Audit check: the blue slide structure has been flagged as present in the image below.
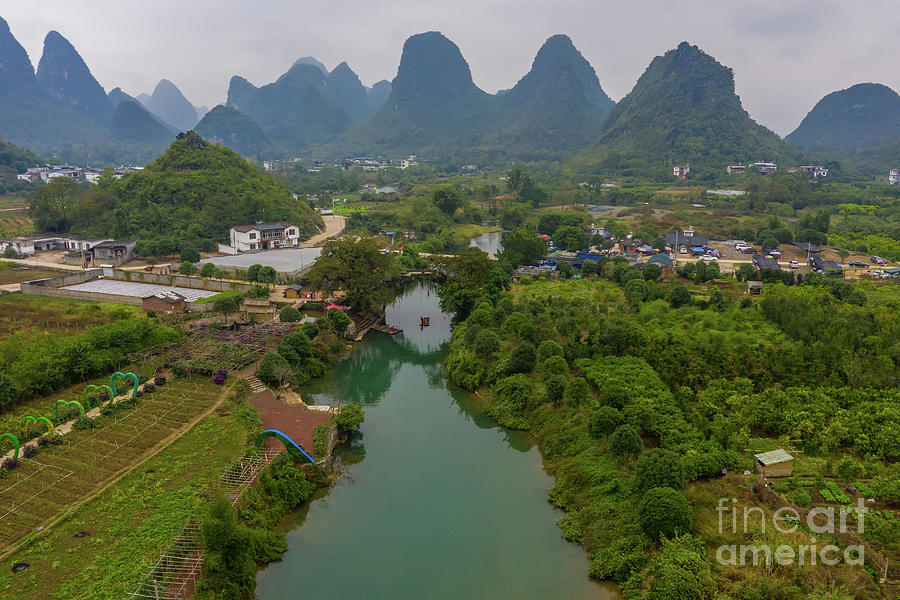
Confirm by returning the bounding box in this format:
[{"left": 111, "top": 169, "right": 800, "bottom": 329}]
[{"left": 256, "top": 429, "right": 316, "bottom": 463}]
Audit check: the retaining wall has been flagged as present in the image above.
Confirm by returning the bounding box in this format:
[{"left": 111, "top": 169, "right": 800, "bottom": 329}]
[{"left": 110, "top": 270, "right": 255, "bottom": 293}]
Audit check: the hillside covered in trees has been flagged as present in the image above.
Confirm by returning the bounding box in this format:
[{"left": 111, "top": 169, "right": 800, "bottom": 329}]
[{"left": 28, "top": 132, "right": 322, "bottom": 248}]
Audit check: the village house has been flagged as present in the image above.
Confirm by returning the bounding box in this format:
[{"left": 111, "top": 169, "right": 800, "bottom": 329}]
[
  {"left": 229, "top": 222, "right": 301, "bottom": 252},
  {"left": 0, "top": 238, "right": 35, "bottom": 257},
  {"left": 91, "top": 241, "right": 136, "bottom": 265},
  {"left": 642, "top": 252, "right": 674, "bottom": 277},
  {"left": 798, "top": 165, "right": 828, "bottom": 178},
  {"left": 890, "top": 168, "right": 900, "bottom": 185},
  {"left": 240, "top": 298, "right": 277, "bottom": 321},
  {"left": 142, "top": 291, "right": 186, "bottom": 313},
  {"left": 664, "top": 226, "right": 708, "bottom": 254},
  {"left": 751, "top": 162, "right": 778, "bottom": 174},
  {"left": 747, "top": 280, "right": 764, "bottom": 295},
  {"left": 810, "top": 256, "right": 844, "bottom": 277},
  {"left": 754, "top": 449, "right": 794, "bottom": 477},
  {"left": 726, "top": 164, "right": 746, "bottom": 174},
  {"left": 673, "top": 165, "right": 690, "bottom": 180}
]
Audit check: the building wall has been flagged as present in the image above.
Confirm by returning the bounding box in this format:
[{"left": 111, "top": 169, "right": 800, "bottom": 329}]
[
  {"left": 142, "top": 297, "right": 185, "bottom": 313},
  {"left": 109, "top": 270, "right": 255, "bottom": 293},
  {"left": 756, "top": 460, "right": 793, "bottom": 477}
]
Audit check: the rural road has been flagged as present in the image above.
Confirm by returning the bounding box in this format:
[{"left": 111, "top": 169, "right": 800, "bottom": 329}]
[{"left": 299, "top": 214, "right": 346, "bottom": 248}]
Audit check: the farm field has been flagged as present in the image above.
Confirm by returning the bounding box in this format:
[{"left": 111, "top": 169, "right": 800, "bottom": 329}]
[
  {"left": 0, "top": 376, "right": 228, "bottom": 551},
  {"left": 0, "top": 293, "right": 140, "bottom": 341},
  {"left": 0, "top": 212, "right": 32, "bottom": 237},
  {"left": 0, "top": 383, "right": 254, "bottom": 600}
]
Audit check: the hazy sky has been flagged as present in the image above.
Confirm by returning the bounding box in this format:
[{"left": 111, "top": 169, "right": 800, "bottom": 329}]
[{"left": 4, "top": 0, "right": 898, "bottom": 134}]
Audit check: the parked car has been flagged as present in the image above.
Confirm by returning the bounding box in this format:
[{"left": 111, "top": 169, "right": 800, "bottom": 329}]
[
  {"left": 871, "top": 256, "right": 887, "bottom": 265},
  {"left": 735, "top": 243, "right": 750, "bottom": 251},
  {"left": 699, "top": 254, "right": 718, "bottom": 262},
  {"left": 679, "top": 246, "right": 687, "bottom": 254},
  {"left": 788, "top": 260, "right": 799, "bottom": 269},
  {"left": 741, "top": 246, "right": 756, "bottom": 254},
  {"left": 848, "top": 260, "right": 869, "bottom": 268}
]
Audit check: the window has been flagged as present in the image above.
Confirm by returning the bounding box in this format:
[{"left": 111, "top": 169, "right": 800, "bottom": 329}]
[
  {"left": 288, "top": 229, "right": 296, "bottom": 236},
  {"left": 250, "top": 243, "right": 257, "bottom": 249},
  {"left": 249, "top": 232, "right": 257, "bottom": 240}
]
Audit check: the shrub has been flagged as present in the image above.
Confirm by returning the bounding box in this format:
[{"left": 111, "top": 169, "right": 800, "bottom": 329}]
[
  {"left": 22, "top": 444, "right": 36, "bottom": 458},
  {"left": 279, "top": 306, "right": 302, "bottom": 323},
  {"left": 335, "top": 403, "right": 364, "bottom": 432},
  {"left": 670, "top": 286, "right": 692, "bottom": 308},
  {"left": 786, "top": 488, "right": 812, "bottom": 507},
  {"left": 634, "top": 449, "right": 686, "bottom": 494},
  {"left": 541, "top": 355, "right": 568, "bottom": 376},
  {"left": 588, "top": 406, "right": 625, "bottom": 439},
  {"left": 180, "top": 246, "right": 201, "bottom": 263},
  {"left": 638, "top": 487, "right": 693, "bottom": 540},
  {"left": 643, "top": 534, "right": 715, "bottom": 600},
  {"left": 608, "top": 424, "right": 643, "bottom": 458},
  {"left": 326, "top": 308, "right": 351, "bottom": 333},
  {"left": 835, "top": 458, "right": 864, "bottom": 482},
  {"left": 214, "top": 370, "right": 228, "bottom": 385},
  {"left": 1, "top": 457, "right": 20, "bottom": 470},
  {"left": 154, "top": 375, "right": 167, "bottom": 386},
  {"left": 143, "top": 382, "right": 156, "bottom": 394},
  {"left": 484, "top": 374, "right": 534, "bottom": 429}
]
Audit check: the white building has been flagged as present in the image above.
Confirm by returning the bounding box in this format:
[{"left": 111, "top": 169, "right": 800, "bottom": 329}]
[
  {"left": 229, "top": 222, "right": 301, "bottom": 252},
  {"left": 673, "top": 165, "right": 690, "bottom": 180},
  {"left": 726, "top": 164, "right": 746, "bottom": 174},
  {"left": 0, "top": 238, "right": 35, "bottom": 257},
  {"left": 890, "top": 169, "right": 900, "bottom": 185},
  {"left": 751, "top": 162, "right": 778, "bottom": 174}
]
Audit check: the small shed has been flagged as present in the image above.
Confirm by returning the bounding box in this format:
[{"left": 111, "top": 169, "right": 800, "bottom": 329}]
[
  {"left": 241, "top": 298, "right": 277, "bottom": 321},
  {"left": 754, "top": 449, "right": 794, "bottom": 477},
  {"left": 747, "top": 281, "right": 763, "bottom": 295},
  {"left": 142, "top": 292, "right": 186, "bottom": 313},
  {"left": 283, "top": 284, "right": 304, "bottom": 299}
]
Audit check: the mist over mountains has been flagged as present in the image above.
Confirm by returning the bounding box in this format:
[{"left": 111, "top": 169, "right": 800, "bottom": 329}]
[{"left": 1, "top": 14, "right": 900, "bottom": 174}]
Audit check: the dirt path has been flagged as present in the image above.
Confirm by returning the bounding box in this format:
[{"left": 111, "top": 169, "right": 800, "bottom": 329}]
[{"left": 250, "top": 388, "right": 334, "bottom": 452}]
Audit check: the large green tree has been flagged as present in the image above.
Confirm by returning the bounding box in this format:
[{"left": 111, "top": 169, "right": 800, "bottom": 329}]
[{"left": 307, "top": 237, "right": 398, "bottom": 315}]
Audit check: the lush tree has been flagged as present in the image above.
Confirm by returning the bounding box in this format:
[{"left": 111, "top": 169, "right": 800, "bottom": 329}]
[
  {"left": 178, "top": 261, "right": 196, "bottom": 275},
  {"left": 506, "top": 166, "right": 534, "bottom": 195},
  {"left": 563, "top": 377, "right": 591, "bottom": 407},
  {"left": 214, "top": 295, "right": 241, "bottom": 321},
  {"left": 200, "top": 262, "right": 217, "bottom": 278},
  {"left": 588, "top": 406, "right": 625, "bottom": 439},
  {"left": 431, "top": 184, "right": 466, "bottom": 216},
  {"left": 279, "top": 306, "right": 302, "bottom": 322},
  {"left": 519, "top": 184, "right": 548, "bottom": 208},
  {"left": 29, "top": 177, "right": 78, "bottom": 232},
  {"left": 609, "top": 424, "right": 643, "bottom": 458},
  {"left": 638, "top": 488, "right": 693, "bottom": 540},
  {"left": 257, "top": 352, "right": 293, "bottom": 387},
  {"left": 247, "top": 264, "right": 262, "bottom": 282},
  {"left": 670, "top": 286, "right": 692, "bottom": 308},
  {"left": 326, "top": 308, "right": 351, "bottom": 333},
  {"left": 537, "top": 340, "right": 564, "bottom": 361},
  {"left": 634, "top": 449, "right": 686, "bottom": 494},
  {"left": 180, "top": 245, "right": 200, "bottom": 263},
  {"left": 257, "top": 266, "right": 277, "bottom": 285},
  {"left": 509, "top": 343, "right": 537, "bottom": 374},
  {"left": 497, "top": 228, "right": 546, "bottom": 269},
  {"left": 307, "top": 237, "right": 399, "bottom": 315},
  {"left": 552, "top": 225, "right": 588, "bottom": 252},
  {"left": 643, "top": 263, "right": 662, "bottom": 280},
  {"left": 624, "top": 278, "right": 649, "bottom": 304},
  {"left": 545, "top": 375, "right": 567, "bottom": 405},
  {"left": 474, "top": 329, "right": 501, "bottom": 357},
  {"left": 335, "top": 403, "right": 364, "bottom": 432},
  {"left": 436, "top": 247, "right": 495, "bottom": 317},
  {"left": 277, "top": 331, "right": 312, "bottom": 367}
]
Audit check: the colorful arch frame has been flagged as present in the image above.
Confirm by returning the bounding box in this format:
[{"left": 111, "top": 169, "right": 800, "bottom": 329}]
[
  {"left": 110, "top": 372, "right": 140, "bottom": 399},
  {"left": 1, "top": 433, "right": 20, "bottom": 461},
  {"left": 20, "top": 416, "right": 54, "bottom": 438},
  {"left": 256, "top": 429, "right": 315, "bottom": 463},
  {"left": 54, "top": 400, "right": 86, "bottom": 421},
  {"left": 83, "top": 385, "right": 114, "bottom": 409}
]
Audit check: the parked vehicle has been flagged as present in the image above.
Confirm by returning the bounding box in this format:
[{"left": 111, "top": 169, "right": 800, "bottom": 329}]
[
  {"left": 679, "top": 246, "right": 687, "bottom": 254},
  {"left": 848, "top": 260, "right": 869, "bottom": 268},
  {"left": 789, "top": 260, "right": 799, "bottom": 269},
  {"left": 741, "top": 246, "right": 756, "bottom": 254},
  {"left": 699, "top": 254, "right": 718, "bottom": 262},
  {"left": 871, "top": 256, "right": 887, "bottom": 265}
]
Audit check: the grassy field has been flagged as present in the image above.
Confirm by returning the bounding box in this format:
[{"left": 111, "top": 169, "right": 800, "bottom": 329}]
[
  {"left": 0, "top": 293, "right": 141, "bottom": 341},
  {"left": 0, "top": 262, "right": 65, "bottom": 285},
  {"left": 450, "top": 222, "right": 502, "bottom": 244},
  {"left": 0, "top": 377, "right": 226, "bottom": 551},
  {"left": 0, "top": 382, "right": 254, "bottom": 600}
]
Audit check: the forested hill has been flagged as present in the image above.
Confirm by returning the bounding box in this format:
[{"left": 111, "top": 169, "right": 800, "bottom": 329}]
[
  {"left": 32, "top": 132, "right": 321, "bottom": 244},
  {"left": 786, "top": 83, "right": 900, "bottom": 157},
  {"left": 578, "top": 42, "right": 796, "bottom": 177}
]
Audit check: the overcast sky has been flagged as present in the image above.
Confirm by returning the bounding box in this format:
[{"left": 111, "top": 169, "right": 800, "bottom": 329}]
[{"left": 4, "top": 0, "right": 898, "bottom": 135}]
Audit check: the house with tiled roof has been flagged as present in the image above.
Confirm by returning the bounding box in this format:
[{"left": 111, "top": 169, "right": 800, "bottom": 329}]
[{"left": 229, "top": 222, "right": 301, "bottom": 252}]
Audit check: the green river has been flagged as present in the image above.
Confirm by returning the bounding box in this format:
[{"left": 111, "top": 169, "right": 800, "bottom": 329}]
[{"left": 255, "top": 284, "right": 621, "bottom": 599}]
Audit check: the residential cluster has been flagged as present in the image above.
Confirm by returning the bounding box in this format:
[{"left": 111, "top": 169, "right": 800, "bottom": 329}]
[
  {"left": 0, "top": 234, "right": 135, "bottom": 265},
  {"left": 306, "top": 155, "right": 417, "bottom": 173},
  {"left": 15, "top": 164, "right": 143, "bottom": 184}
]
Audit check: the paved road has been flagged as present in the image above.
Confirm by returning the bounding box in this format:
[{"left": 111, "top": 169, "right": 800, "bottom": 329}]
[
  {"left": 300, "top": 215, "right": 345, "bottom": 248},
  {"left": 0, "top": 257, "right": 83, "bottom": 271}
]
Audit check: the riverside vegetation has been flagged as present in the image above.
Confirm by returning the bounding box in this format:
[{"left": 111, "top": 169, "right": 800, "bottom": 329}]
[{"left": 442, "top": 249, "right": 899, "bottom": 600}]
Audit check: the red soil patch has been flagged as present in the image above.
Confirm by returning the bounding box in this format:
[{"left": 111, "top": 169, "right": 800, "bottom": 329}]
[{"left": 250, "top": 390, "right": 332, "bottom": 452}]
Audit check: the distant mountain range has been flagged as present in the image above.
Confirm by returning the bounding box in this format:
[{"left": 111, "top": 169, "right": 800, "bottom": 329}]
[{"left": 2, "top": 14, "right": 900, "bottom": 174}]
